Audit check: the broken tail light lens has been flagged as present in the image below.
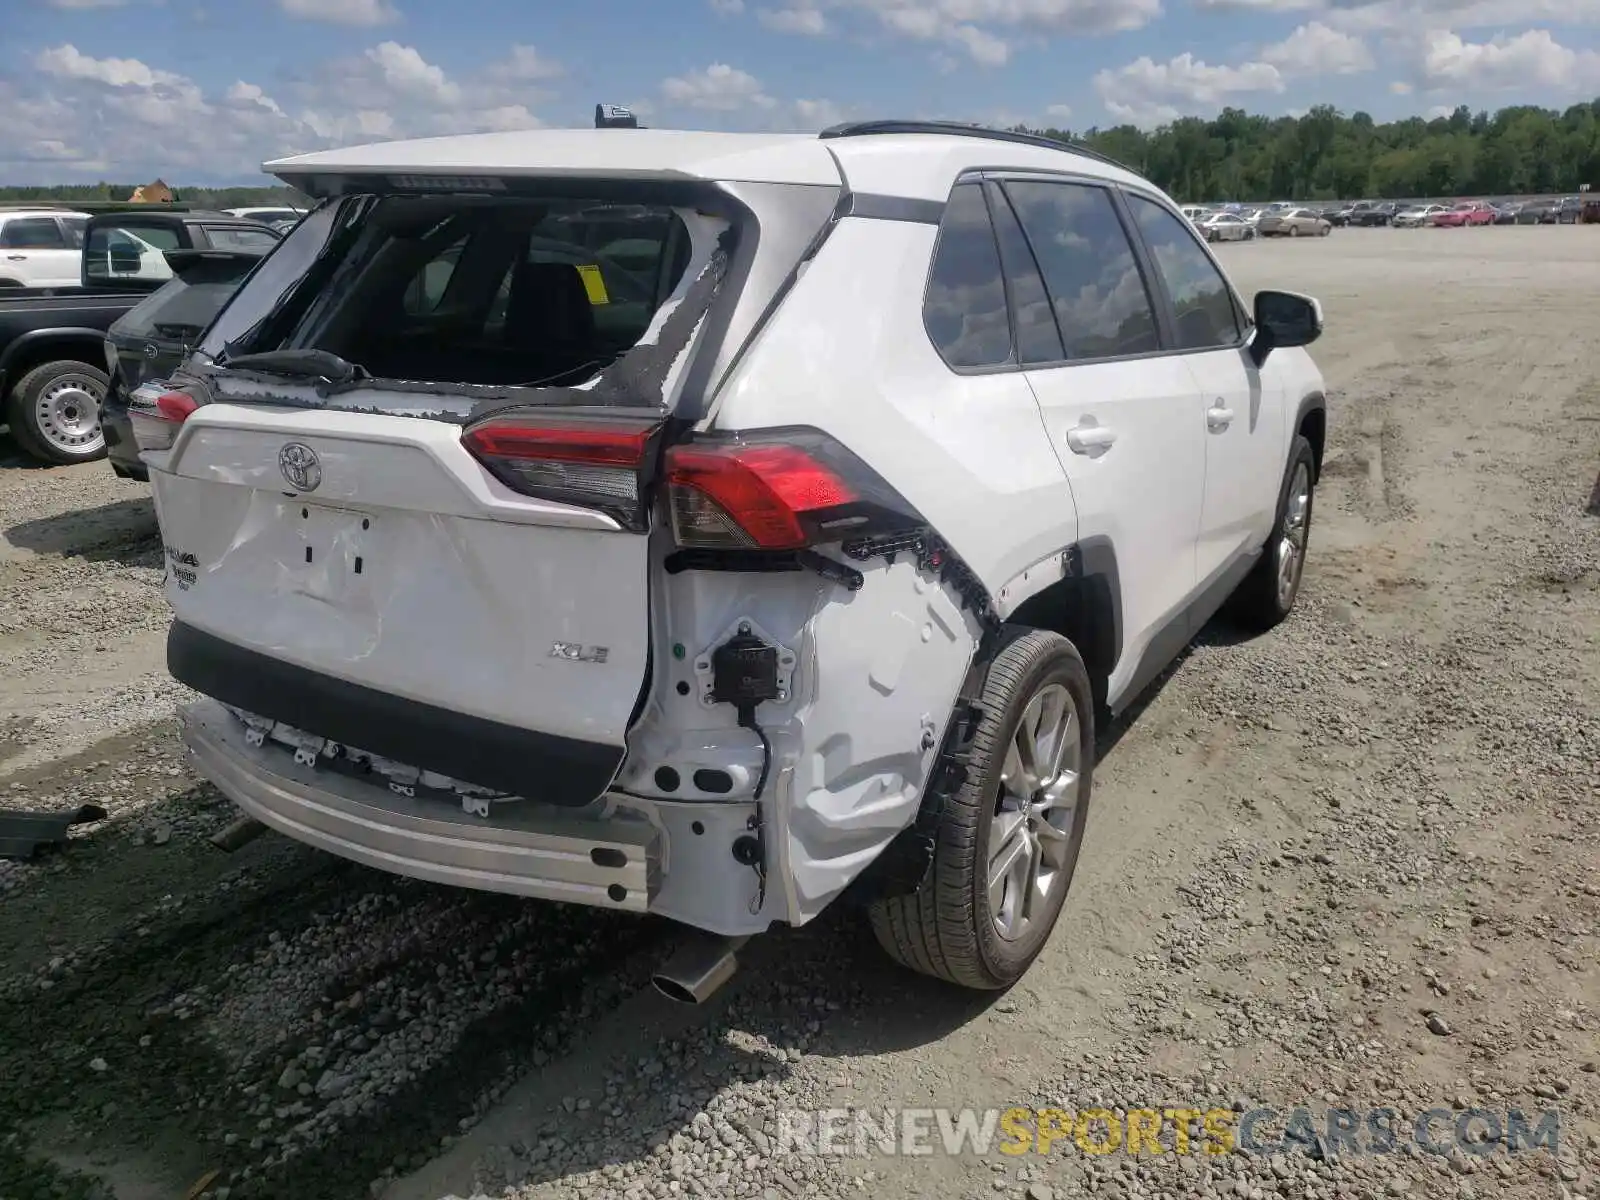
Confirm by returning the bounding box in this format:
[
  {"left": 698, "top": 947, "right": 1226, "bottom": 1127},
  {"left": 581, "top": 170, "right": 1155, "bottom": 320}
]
[
  {"left": 129, "top": 389, "right": 198, "bottom": 453},
  {"left": 461, "top": 412, "right": 664, "bottom": 531},
  {"left": 665, "top": 429, "right": 923, "bottom": 551}
]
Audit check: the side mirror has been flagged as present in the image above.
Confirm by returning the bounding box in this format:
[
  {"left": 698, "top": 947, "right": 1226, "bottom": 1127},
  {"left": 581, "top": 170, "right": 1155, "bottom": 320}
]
[{"left": 1248, "top": 289, "right": 1323, "bottom": 367}]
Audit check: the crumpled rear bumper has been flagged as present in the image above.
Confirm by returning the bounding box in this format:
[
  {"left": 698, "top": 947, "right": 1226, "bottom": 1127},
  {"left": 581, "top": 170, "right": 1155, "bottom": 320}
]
[{"left": 179, "top": 698, "right": 660, "bottom": 910}]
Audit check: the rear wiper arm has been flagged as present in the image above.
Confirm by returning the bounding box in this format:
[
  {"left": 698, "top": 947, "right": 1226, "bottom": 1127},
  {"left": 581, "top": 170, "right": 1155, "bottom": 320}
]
[{"left": 214, "top": 348, "right": 367, "bottom": 385}]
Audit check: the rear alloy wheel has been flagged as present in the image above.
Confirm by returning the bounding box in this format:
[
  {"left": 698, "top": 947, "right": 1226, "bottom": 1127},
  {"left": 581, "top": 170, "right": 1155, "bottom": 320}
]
[
  {"left": 6, "top": 360, "right": 108, "bottom": 465},
  {"left": 869, "top": 629, "right": 1094, "bottom": 991},
  {"left": 1290, "top": 224, "right": 1301, "bottom": 238}
]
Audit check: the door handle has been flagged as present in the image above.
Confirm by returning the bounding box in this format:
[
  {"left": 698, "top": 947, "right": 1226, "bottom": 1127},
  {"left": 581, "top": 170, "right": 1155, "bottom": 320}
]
[
  {"left": 5, "top": 255, "right": 25, "bottom": 261},
  {"left": 1206, "top": 405, "right": 1235, "bottom": 431},
  {"left": 1065, "top": 424, "right": 1117, "bottom": 454}
]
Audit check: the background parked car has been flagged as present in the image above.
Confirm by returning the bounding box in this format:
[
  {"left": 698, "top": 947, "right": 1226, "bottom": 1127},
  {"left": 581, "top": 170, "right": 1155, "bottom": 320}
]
[
  {"left": 1199, "top": 211, "right": 1254, "bottom": 242},
  {"left": 1257, "top": 207, "right": 1331, "bottom": 237},
  {"left": 1493, "top": 202, "right": 1521, "bottom": 224},
  {"left": 101, "top": 246, "right": 276, "bottom": 480},
  {"left": 1516, "top": 200, "right": 1557, "bottom": 224},
  {"left": 1434, "top": 202, "right": 1495, "bottom": 227},
  {"left": 1349, "top": 202, "right": 1398, "bottom": 226},
  {"left": 0, "top": 209, "right": 283, "bottom": 464},
  {"left": 1558, "top": 196, "right": 1582, "bottom": 224},
  {"left": 1393, "top": 204, "right": 1446, "bottom": 228},
  {"left": 0, "top": 209, "right": 91, "bottom": 289}
]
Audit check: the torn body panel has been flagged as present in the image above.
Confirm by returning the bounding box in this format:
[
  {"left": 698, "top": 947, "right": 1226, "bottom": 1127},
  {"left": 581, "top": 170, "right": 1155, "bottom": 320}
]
[{"left": 621, "top": 529, "right": 979, "bottom": 931}]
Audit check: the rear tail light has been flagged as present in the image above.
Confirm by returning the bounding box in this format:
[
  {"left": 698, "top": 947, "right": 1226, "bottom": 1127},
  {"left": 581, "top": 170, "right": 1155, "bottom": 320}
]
[
  {"left": 461, "top": 411, "right": 663, "bottom": 530},
  {"left": 665, "top": 431, "right": 922, "bottom": 551},
  {"left": 129, "top": 390, "right": 198, "bottom": 453}
]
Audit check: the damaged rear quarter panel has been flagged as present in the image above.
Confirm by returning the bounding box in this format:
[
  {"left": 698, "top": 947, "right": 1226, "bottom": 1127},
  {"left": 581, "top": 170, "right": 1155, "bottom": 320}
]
[{"left": 623, "top": 534, "right": 980, "bottom": 930}]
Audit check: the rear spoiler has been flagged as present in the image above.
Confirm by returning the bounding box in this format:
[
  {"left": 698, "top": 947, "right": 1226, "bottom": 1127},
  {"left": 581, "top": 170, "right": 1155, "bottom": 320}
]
[{"left": 161, "top": 248, "right": 268, "bottom": 275}]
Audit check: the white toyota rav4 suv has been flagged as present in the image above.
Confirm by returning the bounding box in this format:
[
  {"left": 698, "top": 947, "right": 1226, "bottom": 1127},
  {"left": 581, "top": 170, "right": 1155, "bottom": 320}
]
[{"left": 142, "top": 120, "right": 1326, "bottom": 1000}]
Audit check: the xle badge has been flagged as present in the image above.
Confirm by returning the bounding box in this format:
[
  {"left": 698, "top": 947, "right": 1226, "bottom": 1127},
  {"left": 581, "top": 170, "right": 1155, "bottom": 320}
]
[{"left": 550, "top": 642, "right": 609, "bottom": 664}]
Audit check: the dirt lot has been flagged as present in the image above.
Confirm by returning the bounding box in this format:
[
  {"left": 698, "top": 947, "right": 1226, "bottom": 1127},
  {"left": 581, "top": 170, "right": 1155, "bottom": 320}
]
[{"left": 1, "top": 225, "right": 1597, "bottom": 1200}]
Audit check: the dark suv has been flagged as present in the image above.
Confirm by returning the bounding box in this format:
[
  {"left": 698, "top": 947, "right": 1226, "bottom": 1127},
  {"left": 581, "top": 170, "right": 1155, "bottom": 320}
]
[{"left": 101, "top": 248, "right": 272, "bottom": 479}]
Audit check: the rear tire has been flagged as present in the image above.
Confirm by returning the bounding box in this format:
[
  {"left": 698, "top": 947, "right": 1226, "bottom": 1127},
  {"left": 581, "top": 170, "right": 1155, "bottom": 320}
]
[
  {"left": 5, "top": 360, "right": 108, "bottom": 465},
  {"left": 869, "top": 629, "right": 1094, "bottom": 991},
  {"left": 1228, "top": 435, "right": 1316, "bottom": 632}
]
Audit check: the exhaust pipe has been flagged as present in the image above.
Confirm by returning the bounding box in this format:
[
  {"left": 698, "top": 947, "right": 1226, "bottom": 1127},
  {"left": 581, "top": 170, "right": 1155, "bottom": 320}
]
[
  {"left": 210, "top": 814, "right": 267, "bottom": 853},
  {"left": 651, "top": 932, "right": 750, "bottom": 1004}
]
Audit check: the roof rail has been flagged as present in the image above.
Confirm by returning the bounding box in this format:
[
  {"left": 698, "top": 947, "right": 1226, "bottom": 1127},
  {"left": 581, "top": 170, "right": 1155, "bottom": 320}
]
[{"left": 817, "top": 119, "right": 1133, "bottom": 173}]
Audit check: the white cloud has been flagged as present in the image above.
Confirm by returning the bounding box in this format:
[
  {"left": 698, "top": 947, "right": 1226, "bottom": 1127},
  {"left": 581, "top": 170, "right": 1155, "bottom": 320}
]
[
  {"left": 3, "top": 41, "right": 561, "bottom": 183},
  {"left": 47, "top": 0, "right": 129, "bottom": 8},
  {"left": 1197, "top": 0, "right": 1600, "bottom": 34},
  {"left": 1094, "top": 52, "right": 1284, "bottom": 125},
  {"left": 720, "top": 0, "right": 1163, "bottom": 64},
  {"left": 1390, "top": 80, "right": 1414, "bottom": 93},
  {"left": 1260, "top": 21, "right": 1374, "bottom": 74},
  {"left": 951, "top": 23, "right": 1012, "bottom": 64},
  {"left": 793, "top": 97, "right": 850, "bottom": 127},
  {"left": 661, "top": 63, "right": 778, "bottom": 110},
  {"left": 277, "top": 0, "right": 400, "bottom": 25},
  {"left": 1417, "top": 27, "right": 1600, "bottom": 91},
  {"left": 758, "top": 5, "right": 829, "bottom": 32},
  {"left": 1046, "top": 102, "right": 1073, "bottom": 120},
  {"left": 362, "top": 41, "right": 461, "bottom": 104},
  {"left": 490, "top": 44, "right": 565, "bottom": 81},
  {"left": 37, "top": 44, "right": 186, "bottom": 90}
]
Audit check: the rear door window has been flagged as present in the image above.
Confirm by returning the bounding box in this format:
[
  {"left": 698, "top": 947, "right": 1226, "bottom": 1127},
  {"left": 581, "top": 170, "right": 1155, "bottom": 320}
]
[
  {"left": 0, "top": 218, "right": 68, "bottom": 249},
  {"left": 1002, "top": 179, "right": 1160, "bottom": 360}
]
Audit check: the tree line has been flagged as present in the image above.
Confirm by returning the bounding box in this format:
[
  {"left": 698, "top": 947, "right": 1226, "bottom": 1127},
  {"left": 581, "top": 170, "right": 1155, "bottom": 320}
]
[
  {"left": 7, "top": 98, "right": 1600, "bottom": 206},
  {"left": 1021, "top": 100, "right": 1600, "bottom": 203},
  {"left": 0, "top": 182, "right": 309, "bottom": 208}
]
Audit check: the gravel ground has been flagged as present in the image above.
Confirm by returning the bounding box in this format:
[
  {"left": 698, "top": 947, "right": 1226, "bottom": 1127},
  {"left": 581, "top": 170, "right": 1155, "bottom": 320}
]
[{"left": 1, "top": 225, "right": 1596, "bottom": 1200}]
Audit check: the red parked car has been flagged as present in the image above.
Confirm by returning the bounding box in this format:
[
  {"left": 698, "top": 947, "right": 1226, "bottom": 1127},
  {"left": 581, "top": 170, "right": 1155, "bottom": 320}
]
[{"left": 1434, "top": 202, "right": 1495, "bottom": 227}]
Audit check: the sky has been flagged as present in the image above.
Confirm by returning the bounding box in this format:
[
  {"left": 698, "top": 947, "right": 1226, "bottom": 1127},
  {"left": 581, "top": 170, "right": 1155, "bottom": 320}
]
[{"left": 4, "top": 0, "right": 1600, "bottom": 185}]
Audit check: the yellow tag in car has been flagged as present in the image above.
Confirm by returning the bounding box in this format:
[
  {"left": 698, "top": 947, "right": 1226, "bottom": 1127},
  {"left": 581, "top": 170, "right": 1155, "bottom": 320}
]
[{"left": 575, "top": 264, "right": 609, "bottom": 305}]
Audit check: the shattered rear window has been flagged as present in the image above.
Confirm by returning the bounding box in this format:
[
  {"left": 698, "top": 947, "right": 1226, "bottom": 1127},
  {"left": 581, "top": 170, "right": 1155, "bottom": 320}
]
[{"left": 275, "top": 196, "right": 708, "bottom": 392}]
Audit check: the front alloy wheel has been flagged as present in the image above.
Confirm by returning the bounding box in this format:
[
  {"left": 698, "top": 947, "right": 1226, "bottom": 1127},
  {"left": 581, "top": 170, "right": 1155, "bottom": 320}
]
[
  {"left": 1228, "top": 434, "right": 1317, "bottom": 632},
  {"left": 1275, "top": 459, "right": 1312, "bottom": 611}
]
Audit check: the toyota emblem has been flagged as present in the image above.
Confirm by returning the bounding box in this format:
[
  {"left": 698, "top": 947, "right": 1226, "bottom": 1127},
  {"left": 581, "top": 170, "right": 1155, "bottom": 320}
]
[{"left": 278, "top": 442, "right": 322, "bottom": 492}]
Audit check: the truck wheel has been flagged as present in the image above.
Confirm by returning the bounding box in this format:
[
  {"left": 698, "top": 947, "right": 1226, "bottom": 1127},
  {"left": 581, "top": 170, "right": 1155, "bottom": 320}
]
[
  {"left": 5, "top": 360, "right": 108, "bottom": 465},
  {"left": 1228, "top": 435, "right": 1316, "bottom": 632},
  {"left": 869, "top": 629, "right": 1094, "bottom": 991}
]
